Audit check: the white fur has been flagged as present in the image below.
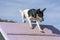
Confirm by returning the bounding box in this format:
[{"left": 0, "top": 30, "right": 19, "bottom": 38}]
[{"left": 19, "top": 9, "right": 32, "bottom": 27}]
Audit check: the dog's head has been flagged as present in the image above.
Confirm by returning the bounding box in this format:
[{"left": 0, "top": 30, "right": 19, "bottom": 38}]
[{"left": 36, "top": 8, "right": 46, "bottom": 22}]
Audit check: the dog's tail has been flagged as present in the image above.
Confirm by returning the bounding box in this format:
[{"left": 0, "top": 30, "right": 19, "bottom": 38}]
[
  {"left": 19, "top": 10, "right": 23, "bottom": 14},
  {"left": 19, "top": 9, "right": 25, "bottom": 17},
  {"left": 19, "top": 9, "right": 26, "bottom": 19}
]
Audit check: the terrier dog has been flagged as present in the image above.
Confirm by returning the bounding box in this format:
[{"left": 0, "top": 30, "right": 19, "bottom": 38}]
[{"left": 19, "top": 8, "right": 46, "bottom": 33}]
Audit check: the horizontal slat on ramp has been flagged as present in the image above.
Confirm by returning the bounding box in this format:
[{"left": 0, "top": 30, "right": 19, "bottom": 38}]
[
  {"left": 7, "top": 33, "right": 60, "bottom": 37},
  {"left": 8, "top": 35, "right": 60, "bottom": 40}
]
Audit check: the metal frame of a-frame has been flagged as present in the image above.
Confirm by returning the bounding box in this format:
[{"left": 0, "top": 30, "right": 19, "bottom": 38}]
[{"left": 0, "top": 25, "right": 9, "bottom": 40}]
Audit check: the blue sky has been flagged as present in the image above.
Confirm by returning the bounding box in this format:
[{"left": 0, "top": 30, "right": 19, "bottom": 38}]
[{"left": 0, "top": 0, "right": 60, "bottom": 30}]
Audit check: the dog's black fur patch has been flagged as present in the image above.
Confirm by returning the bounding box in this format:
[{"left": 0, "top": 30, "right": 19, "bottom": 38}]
[{"left": 28, "top": 9, "right": 36, "bottom": 18}]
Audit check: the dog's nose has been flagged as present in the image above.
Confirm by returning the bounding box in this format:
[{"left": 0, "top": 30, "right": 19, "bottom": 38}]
[
  {"left": 39, "top": 18, "right": 44, "bottom": 22},
  {"left": 42, "top": 18, "right": 44, "bottom": 21}
]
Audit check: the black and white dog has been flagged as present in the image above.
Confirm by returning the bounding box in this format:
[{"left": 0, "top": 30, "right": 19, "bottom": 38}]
[{"left": 19, "top": 8, "right": 46, "bottom": 33}]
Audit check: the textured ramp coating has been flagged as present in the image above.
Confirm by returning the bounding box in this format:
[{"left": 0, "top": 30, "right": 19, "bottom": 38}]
[{"left": 0, "top": 22, "right": 60, "bottom": 40}]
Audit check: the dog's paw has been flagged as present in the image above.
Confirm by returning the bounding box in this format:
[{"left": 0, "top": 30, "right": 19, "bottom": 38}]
[
  {"left": 24, "top": 21, "right": 26, "bottom": 23},
  {"left": 40, "top": 31, "right": 45, "bottom": 33}
]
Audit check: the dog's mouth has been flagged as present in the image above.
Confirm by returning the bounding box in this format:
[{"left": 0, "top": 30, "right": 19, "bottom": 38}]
[{"left": 29, "top": 16, "right": 44, "bottom": 22}]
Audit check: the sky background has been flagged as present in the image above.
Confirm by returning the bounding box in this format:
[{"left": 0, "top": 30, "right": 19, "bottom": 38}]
[{"left": 0, "top": 0, "right": 60, "bottom": 30}]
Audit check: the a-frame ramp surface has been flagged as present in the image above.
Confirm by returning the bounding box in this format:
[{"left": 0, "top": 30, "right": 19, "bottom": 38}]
[{"left": 0, "top": 22, "right": 60, "bottom": 40}]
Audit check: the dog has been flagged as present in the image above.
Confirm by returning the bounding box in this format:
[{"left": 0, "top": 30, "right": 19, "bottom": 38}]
[{"left": 19, "top": 8, "right": 46, "bottom": 33}]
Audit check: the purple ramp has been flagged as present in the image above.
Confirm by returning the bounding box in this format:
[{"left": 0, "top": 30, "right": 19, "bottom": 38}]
[{"left": 0, "top": 22, "right": 60, "bottom": 40}]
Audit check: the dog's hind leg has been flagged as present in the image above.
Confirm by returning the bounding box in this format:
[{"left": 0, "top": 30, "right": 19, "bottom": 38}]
[
  {"left": 23, "top": 9, "right": 32, "bottom": 28},
  {"left": 27, "top": 17, "right": 33, "bottom": 29},
  {"left": 25, "top": 13, "right": 32, "bottom": 28},
  {"left": 25, "top": 14, "right": 32, "bottom": 28}
]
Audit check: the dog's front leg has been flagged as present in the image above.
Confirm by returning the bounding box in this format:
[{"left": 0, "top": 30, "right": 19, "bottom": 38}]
[
  {"left": 36, "top": 21, "right": 44, "bottom": 33},
  {"left": 22, "top": 14, "right": 25, "bottom": 23}
]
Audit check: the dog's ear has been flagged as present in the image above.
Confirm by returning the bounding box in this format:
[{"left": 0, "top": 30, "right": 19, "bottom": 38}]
[
  {"left": 38, "top": 9, "right": 40, "bottom": 10},
  {"left": 37, "top": 9, "right": 40, "bottom": 11},
  {"left": 42, "top": 8, "right": 46, "bottom": 12}
]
